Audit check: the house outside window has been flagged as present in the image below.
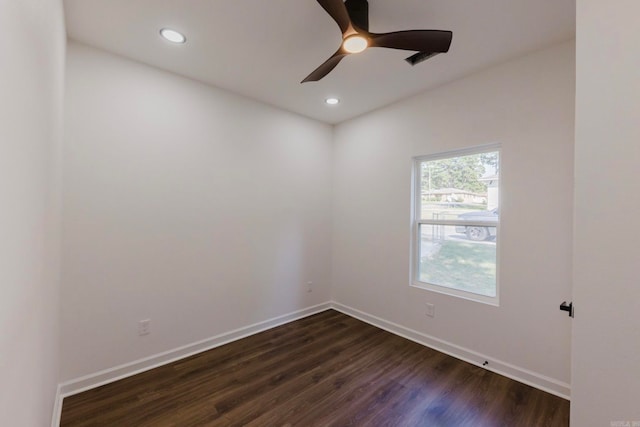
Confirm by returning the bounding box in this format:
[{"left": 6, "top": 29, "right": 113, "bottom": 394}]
[{"left": 411, "top": 145, "right": 500, "bottom": 304}]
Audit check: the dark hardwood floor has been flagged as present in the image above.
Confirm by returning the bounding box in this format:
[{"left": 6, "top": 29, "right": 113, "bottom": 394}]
[{"left": 60, "top": 310, "right": 569, "bottom": 426}]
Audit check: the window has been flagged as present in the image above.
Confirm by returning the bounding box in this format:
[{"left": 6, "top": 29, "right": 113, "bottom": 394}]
[{"left": 411, "top": 146, "right": 500, "bottom": 304}]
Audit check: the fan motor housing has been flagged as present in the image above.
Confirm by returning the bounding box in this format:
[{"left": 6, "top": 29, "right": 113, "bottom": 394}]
[{"left": 345, "top": 0, "right": 369, "bottom": 31}]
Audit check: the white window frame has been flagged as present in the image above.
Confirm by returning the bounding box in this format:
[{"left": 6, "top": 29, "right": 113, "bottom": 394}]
[{"left": 410, "top": 144, "right": 501, "bottom": 305}]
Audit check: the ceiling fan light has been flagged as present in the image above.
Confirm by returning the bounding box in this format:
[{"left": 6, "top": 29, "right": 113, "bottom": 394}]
[{"left": 343, "top": 35, "right": 368, "bottom": 53}]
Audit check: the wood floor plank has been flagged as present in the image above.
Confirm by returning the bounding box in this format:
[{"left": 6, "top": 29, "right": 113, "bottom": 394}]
[
  {"left": 61, "top": 310, "right": 569, "bottom": 426},
  {"left": 221, "top": 321, "right": 384, "bottom": 425}
]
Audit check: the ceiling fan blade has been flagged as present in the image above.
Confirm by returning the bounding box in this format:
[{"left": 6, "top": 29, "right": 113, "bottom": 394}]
[
  {"left": 302, "top": 50, "right": 349, "bottom": 83},
  {"left": 316, "top": 0, "right": 352, "bottom": 34},
  {"left": 369, "top": 30, "right": 453, "bottom": 53}
]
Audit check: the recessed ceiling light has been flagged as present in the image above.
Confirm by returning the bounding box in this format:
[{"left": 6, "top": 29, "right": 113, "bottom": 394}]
[
  {"left": 343, "top": 35, "right": 368, "bottom": 54},
  {"left": 325, "top": 97, "right": 340, "bottom": 105},
  {"left": 160, "top": 28, "right": 186, "bottom": 44}
]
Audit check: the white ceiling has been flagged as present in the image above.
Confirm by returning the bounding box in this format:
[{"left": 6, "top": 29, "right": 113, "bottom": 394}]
[{"left": 63, "top": 0, "right": 575, "bottom": 124}]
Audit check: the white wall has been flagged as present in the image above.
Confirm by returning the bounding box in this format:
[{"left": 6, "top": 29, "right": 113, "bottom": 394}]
[
  {"left": 0, "top": 0, "right": 65, "bottom": 425},
  {"left": 571, "top": 1, "right": 640, "bottom": 425},
  {"left": 332, "top": 42, "right": 575, "bottom": 393},
  {"left": 61, "top": 42, "right": 333, "bottom": 381}
]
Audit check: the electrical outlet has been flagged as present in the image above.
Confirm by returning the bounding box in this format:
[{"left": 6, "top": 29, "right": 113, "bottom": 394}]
[
  {"left": 138, "top": 319, "right": 151, "bottom": 336},
  {"left": 307, "top": 281, "right": 313, "bottom": 293},
  {"left": 425, "top": 303, "right": 435, "bottom": 318}
]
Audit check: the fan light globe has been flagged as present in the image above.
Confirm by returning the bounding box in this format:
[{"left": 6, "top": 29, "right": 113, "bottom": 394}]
[{"left": 343, "top": 35, "right": 368, "bottom": 53}]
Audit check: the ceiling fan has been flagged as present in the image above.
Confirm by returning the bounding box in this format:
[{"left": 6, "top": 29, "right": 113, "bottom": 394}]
[{"left": 302, "top": 0, "right": 453, "bottom": 83}]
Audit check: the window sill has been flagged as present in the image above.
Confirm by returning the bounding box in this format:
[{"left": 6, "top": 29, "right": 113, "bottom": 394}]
[{"left": 410, "top": 281, "right": 500, "bottom": 307}]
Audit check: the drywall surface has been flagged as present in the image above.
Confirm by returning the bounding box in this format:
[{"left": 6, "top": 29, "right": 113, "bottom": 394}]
[
  {"left": 0, "top": 0, "right": 65, "bottom": 425},
  {"left": 332, "top": 42, "right": 575, "bottom": 390},
  {"left": 61, "top": 42, "right": 333, "bottom": 381},
  {"left": 571, "top": 1, "right": 640, "bottom": 425}
]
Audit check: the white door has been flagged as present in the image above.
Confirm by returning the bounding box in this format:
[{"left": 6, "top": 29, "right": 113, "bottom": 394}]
[{"left": 571, "top": 1, "right": 640, "bottom": 425}]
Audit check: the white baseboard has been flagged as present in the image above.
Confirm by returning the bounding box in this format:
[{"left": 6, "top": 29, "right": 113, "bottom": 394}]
[
  {"left": 54, "top": 299, "right": 569, "bottom": 426},
  {"left": 330, "top": 302, "right": 571, "bottom": 400},
  {"left": 57, "top": 302, "right": 332, "bottom": 401}
]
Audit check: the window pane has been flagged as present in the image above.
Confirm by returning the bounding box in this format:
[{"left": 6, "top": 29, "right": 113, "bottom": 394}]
[
  {"left": 420, "top": 151, "right": 499, "bottom": 221},
  {"left": 418, "top": 224, "right": 497, "bottom": 297}
]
